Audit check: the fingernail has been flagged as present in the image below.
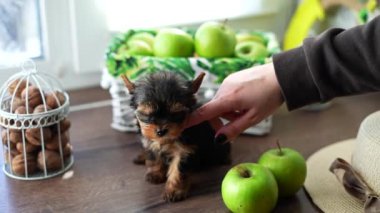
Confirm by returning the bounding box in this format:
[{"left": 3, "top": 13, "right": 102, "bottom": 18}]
[{"left": 214, "top": 134, "right": 227, "bottom": 144}]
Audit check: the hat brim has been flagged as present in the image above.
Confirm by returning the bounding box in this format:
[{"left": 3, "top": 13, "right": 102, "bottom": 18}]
[{"left": 304, "top": 139, "right": 364, "bottom": 213}]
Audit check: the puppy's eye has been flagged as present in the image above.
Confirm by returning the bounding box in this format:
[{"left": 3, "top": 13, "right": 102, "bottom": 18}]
[{"left": 136, "top": 112, "right": 153, "bottom": 123}]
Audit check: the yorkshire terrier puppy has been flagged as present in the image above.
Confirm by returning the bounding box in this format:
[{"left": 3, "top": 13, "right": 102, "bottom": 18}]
[{"left": 121, "top": 71, "right": 231, "bottom": 202}]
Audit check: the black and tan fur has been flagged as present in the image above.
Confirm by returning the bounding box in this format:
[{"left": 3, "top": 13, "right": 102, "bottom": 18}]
[{"left": 122, "top": 71, "right": 230, "bottom": 202}]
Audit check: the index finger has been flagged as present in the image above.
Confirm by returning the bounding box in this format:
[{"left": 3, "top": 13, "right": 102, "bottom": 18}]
[{"left": 186, "top": 98, "right": 233, "bottom": 128}]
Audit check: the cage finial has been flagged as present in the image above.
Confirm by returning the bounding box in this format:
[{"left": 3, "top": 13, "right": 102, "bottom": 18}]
[{"left": 20, "top": 59, "right": 37, "bottom": 74}]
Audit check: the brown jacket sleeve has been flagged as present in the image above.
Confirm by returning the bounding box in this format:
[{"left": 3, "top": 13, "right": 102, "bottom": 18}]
[{"left": 273, "top": 15, "right": 380, "bottom": 110}]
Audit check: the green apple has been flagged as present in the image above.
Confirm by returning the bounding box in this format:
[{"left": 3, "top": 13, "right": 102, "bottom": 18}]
[
  {"left": 195, "top": 21, "right": 237, "bottom": 58},
  {"left": 125, "top": 40, "right": 153, "bottom": 56},
  {"left": 127, "top": 32, "right": 155, "bottom": 48},
  {"left": 236, "top": 33, "right": 266, "bottom": 45},
  {"left": 258, "top": 144, "right": 307, "bottom": 197},
  {"left": 153, "top": 28, "right": 194, "bottom": 57},
  {"left": 221, "top": 163, "right": 278, "bottom": 213},
  {"left": 235, "top": 41, "right": 268, "bottom": 60}
]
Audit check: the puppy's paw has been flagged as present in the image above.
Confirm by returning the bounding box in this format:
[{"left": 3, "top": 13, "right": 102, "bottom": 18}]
[
  {"left": 163, "top": 187, "right": 188, "bottom": 202},
  {"left": 132, "top": 152, "right": 146, "bottom": 165},
  {"left": 133, "top": 156, "right": 145, "bottom": 165},
  {"left": 163, "top": 182, "right": 190, "bottom": 202},
  {"left": 145, "top": 171, "right": 166, "bottom": 184}
]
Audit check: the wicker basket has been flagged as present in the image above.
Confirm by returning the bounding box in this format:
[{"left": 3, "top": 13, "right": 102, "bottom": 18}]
[
  {"left": 0, "top": 61, "right": 73, "bottom": 180},
  {"left": 101, "top": 29, "right": 279, "bottom": 136}
]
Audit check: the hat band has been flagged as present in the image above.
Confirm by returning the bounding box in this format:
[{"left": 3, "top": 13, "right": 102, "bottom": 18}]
[{"left": 330, "top": 158, "right": 380, "bottom": 213}]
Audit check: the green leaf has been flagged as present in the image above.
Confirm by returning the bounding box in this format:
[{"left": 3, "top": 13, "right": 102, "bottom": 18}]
[
  {"left": 207, "top": 58, "right": 255, "bottom": 83},
  {"left": 196, "top": 60, "right": 211, "bottom": 70},
  {"left": 106, "top": 60, "right": 117, "bottom": 76}
]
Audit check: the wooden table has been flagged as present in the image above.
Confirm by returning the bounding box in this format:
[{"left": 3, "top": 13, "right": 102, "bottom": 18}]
[{"left": 1, "top": 87, "right": 380, "bottom": 213}]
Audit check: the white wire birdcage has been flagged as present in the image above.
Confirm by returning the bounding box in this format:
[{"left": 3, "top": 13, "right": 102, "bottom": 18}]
[{"left": 0, "top": 60, "right": 73, "bottom": 180}]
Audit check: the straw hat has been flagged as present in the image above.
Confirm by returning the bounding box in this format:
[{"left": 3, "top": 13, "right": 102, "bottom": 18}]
[{"left": 304, "top": 110, "right": 380, "bottom": 213}]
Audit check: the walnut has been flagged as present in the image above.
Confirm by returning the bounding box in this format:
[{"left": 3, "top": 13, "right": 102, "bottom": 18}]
[
  {"left": 2, "top": 139, "right": 18, "bottom": 157},
  {"left": 63, "top": 143, "right": 72, "bottom": 159},
  {"left": 37, "top": 150, "right": 62, "bottom": 172},
  {"left": 16, "top": 142, "right": 39, "bottom": 153},
  {"left": 60, "top": 119, "right": 71, "bottom": 132},
  {"left": 21, "top": 86, "right": 42, "bottom": 108},
  {"left": 25, "top": 128, "right": 52, "bottom": 146},
  {"left": 45, "top": 131, "right": 69, "bottom": 150},
  {"left": 3, "top": 150, "right": 17, "bottom": 164},
  {"left": 2, "top": 129, "right": 23, "bottom": 144},
  {"left": 8, "top": 79, "right": 28, "bottom": 98},
  {"left": 10, "top": 98, "right": 25, "bottom": 113},
  {"left": 33, "top": 104, "right": 52, "bottom": 114},
  {"left": 15, "top": 106, "right": 33, "bottom": 114},
  {"left": 11, "top": 154, "right": 37, "bottom": 176},
  {"left": 45, "top": 91, "right": 65, "bottom": 109},
  {"left": 51, "top": 119, "right": 71, "bottom": 133}
]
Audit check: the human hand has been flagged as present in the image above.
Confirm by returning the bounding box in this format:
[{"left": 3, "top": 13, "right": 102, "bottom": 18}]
[{"left": 186, "top": 63, "right": 284, "bottom": 143}]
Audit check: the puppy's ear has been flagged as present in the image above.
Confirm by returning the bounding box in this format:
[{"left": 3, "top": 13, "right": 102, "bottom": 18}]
[
  {"left": 121, "top": 75, "right": 135, "bottom": 93},
  {"left": 191, "top": 72, "right": 205, "bottom": 94}
]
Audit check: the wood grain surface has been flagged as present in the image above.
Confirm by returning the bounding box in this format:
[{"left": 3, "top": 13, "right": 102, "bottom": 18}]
[{"left": 1, "top": 87, "right": 379, "bottom": 213}]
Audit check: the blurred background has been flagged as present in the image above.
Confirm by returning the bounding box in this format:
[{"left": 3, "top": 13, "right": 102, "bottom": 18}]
[{"left": 0, "top": 0, "right": 367, "bottom": 90}]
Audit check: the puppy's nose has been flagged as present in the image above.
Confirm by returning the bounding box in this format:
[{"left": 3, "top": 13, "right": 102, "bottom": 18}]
[{"left": 156, "top": 128, "right": 168, "bottom": 137}]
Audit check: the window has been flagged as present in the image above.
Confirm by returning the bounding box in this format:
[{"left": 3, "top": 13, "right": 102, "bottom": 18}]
[
  {"left": 0, "top": 0, "right": 43, "bottom": 68},
  {"left": 0, "top": 0, "right": 102, "bottom": 90}
]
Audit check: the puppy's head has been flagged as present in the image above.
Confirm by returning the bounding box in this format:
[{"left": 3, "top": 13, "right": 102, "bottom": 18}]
[{"left": 121, "top": 71, "right": 205, "bottom": 144}]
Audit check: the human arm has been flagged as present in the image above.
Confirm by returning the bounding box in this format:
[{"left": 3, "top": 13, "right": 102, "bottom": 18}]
[
  {"left": 275, "top": 15, "right": 380, "bottom": 110},
  {"left": 187, "top": 15, "right": 380, "bottom": 142}
]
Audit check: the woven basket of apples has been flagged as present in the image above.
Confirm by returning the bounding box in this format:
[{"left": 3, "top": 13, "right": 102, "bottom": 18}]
[{"left": 101, "top": 21, "right": 280, "bottom": 135}]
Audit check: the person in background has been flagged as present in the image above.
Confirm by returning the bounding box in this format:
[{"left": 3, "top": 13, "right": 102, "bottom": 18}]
[{"left": 186, "top": 15, "right": 380, "bottom": 144}]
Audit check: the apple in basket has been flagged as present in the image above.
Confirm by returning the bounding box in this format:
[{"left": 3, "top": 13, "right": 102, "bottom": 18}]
[
  {"left": 235, "top": 41, "right": 268, "bottom": 60},
  {"left": 221, "top": 163, "right": 278, "bottom": 213},
  {"left": 123, "top": 32, "right": 156, "bottom": 56},
  {"left": 236, "top": 32, "right": 266, "bottom": 45},
  {"left": 127, "top": 32, "right": 155, "bottom": 48},
  {"left": 153, "top": 28, "right": 194, "bottom": 57},
  {"left": 125, "top": 40, "right": 153, "bottom": 56},
  {"left": 117, "top": 40, "right": 153, "bottom": 57},
  {"left": 258, "top": 141, "right": 307, "bottom": 197},
  {"left": 195, "top": 21, "right": 237, "bottom": 58}
]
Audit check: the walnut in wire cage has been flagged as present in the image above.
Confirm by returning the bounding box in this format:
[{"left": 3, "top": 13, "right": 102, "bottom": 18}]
[{"left": 0, "top": 61, "right": 73, "bottom": 180}]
